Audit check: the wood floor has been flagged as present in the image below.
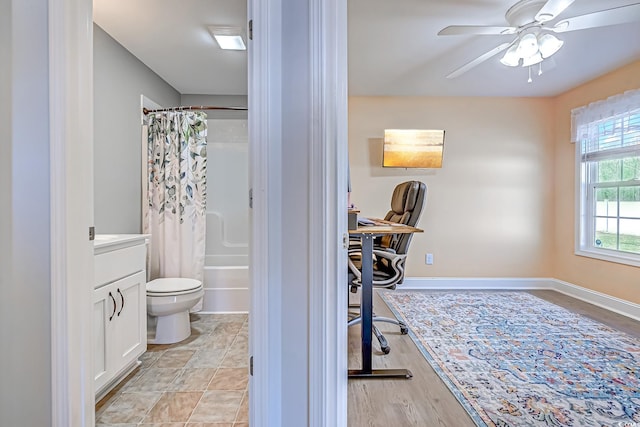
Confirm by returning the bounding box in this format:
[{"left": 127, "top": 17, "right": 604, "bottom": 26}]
[{"left": 347, "top": 289, "right": 640, "bottom": 427}]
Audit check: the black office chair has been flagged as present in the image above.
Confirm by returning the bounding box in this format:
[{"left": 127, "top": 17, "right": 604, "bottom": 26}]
[{"left": 348, "top": 181, "right": 427, "bottom": 354}]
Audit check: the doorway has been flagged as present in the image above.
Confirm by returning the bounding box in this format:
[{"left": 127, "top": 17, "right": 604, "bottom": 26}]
[
  {"left": 92, "top": 0, "right": 251, "bottom": 422},
  {"left": 48, "top": 0, "right": 348, "bottom": 425}
]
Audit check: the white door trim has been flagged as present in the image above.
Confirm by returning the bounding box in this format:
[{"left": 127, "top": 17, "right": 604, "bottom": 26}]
[
  {"left": 308, "top": 0, "right": 349, "bottom": 425},
  {"left": 49, "top": 0, "right": 95, "bottom": 425},
  {"left": 247, "top": 0, "right": 348, "bottom": 425},
  {"left": 247, "top": 0, "right": 283, "bottom": 424}
]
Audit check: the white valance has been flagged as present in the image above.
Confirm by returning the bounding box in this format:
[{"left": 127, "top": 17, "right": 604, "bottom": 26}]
[{"left": 571, "top": 88, "right": 640, "bottom": 143}]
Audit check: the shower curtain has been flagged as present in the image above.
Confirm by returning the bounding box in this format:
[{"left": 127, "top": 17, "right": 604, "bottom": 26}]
[{"left": 144, "top": 111, "right": 208, "bottom": 311}]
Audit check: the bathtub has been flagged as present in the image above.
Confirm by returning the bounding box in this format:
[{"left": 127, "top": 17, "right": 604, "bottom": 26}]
[{"left": 201, "top": 255, "right": 249, "bottom": 313}]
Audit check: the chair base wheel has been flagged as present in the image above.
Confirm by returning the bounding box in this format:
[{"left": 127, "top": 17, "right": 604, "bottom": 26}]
[{"left": 373, "top": 324, "right": 390, "bottom": 354}]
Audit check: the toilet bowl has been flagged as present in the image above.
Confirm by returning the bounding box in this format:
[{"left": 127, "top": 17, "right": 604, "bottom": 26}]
[{"left": 146, "top": 278, "right": 204, "bottom": 344}]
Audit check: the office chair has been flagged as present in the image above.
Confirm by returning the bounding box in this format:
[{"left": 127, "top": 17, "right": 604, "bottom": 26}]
[{"left": 348, "top": 180, "right": 427, "bottom": 354}]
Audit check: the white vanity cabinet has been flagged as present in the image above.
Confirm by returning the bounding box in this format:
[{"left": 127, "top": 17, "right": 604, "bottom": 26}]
[{"left": 93, "top": 235, "right": 148, "bottom": 399}]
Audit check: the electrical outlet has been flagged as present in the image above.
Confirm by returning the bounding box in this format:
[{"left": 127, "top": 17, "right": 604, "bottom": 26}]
[{"left": 425, "top": 253, "right": 433, "bottom": 265}]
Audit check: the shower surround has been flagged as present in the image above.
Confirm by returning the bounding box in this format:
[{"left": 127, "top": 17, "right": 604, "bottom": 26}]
[{"left": 202, "top": 119, "right": 249, "bottom": 313}]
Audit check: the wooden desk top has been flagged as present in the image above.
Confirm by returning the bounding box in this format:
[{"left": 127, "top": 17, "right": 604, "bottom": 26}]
[{"left": 348, "top": 217, "right": 423, "bottom": 235}]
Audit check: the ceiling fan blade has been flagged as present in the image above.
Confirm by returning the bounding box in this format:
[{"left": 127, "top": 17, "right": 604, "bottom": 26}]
[
  {"left": 535, "top": 0, "right": 575, "bottom": 22},
  {"left": 438, "top": 25, "right": 517, "bottom": 36},
  {"left": 446, "top": 42, "right": 512, "bottom": 79},
  {"left": 553, "top": 3, "right": 640, "bottom": 32}
]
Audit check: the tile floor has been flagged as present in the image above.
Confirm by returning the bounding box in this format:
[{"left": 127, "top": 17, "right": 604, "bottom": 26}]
[{"left": 96, "top": 313, "right": 249, "bottom": 427}]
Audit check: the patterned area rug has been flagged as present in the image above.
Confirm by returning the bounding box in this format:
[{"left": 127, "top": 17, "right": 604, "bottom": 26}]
[{"left": 378, "top": 290, "right": 640, "bottom": 427}]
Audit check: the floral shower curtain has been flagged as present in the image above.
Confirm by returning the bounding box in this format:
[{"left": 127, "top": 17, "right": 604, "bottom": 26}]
[{"left": 144, "top": 111, "right": 207, "bottom": 311}]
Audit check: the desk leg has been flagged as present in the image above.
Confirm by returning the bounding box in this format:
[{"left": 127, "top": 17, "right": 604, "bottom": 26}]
[
  {"left": 348, "top": 234, "right": 412, "bottom": 380},
  {"left": 360, "top": 234, "right": 373, "bottom": 373}
]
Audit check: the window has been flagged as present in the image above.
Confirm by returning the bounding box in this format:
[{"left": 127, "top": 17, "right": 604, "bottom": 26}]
[{"left": 573, "top": 89, "right": 640, "bottom": 266}]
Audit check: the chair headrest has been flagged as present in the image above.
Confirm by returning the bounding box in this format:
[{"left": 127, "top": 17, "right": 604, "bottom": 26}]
[
  {"left": 382, "top": 180, "right": 427, "bottom": 254},
  {"left": 390, "top": 181, "right": 422, "bottom": 215}
]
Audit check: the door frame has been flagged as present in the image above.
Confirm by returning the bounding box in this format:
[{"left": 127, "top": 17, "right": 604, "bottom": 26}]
[
  {"left": 247, "top": 0, "right": 348, "bottom": 424},
  {"left": 51, "top": 0, "right": 348, "bottom": 425},
  {"left": 50, "top": 0, "right": 95, "bottom": 425}
]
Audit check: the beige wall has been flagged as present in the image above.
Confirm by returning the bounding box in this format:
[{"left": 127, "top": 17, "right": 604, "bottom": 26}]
[
  {"left": 349, "top": 61, "right": 640, "bottom": 304},
  {"left": 553, "top": 60, "right": 640, "bottom": 304},
  {"left": 348, "top": 96, "right": 555, "bottom": 278}
]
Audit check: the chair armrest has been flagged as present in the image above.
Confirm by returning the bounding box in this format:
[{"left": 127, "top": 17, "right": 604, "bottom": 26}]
[
  {"left": 347, "top": 249, "right": 407, "bottom": 288},
  {"left": 372, "top": 249, "right": 405, "bottom": 264}
]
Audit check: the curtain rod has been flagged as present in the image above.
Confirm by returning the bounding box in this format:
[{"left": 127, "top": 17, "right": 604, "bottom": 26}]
[{"left": 142, "top": 105, "right": 248, "bottom": 115}]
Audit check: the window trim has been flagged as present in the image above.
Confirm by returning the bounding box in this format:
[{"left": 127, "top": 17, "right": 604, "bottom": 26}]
[
  {"left": 574, "top": 106, "right": 640, "bottom": 268},
  {"left": 574, "top": 246, "right": 640, "bottom": 268}
]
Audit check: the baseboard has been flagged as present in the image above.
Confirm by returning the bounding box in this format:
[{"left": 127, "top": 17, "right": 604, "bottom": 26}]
[
  {"left": 550, "top": 279, "right": 640, "bottom": 322},
  {"left": 200, "top": 287, "right": 249, "bottom": 313},
  {"left": 401, "top": 277, "right": 555, "bottom": 290},
  {"left": 401, "top": 277, "right": 640, "bottom": 322},
  {"left": 95, "top": 360, "right": 141, "bottom": 403}
]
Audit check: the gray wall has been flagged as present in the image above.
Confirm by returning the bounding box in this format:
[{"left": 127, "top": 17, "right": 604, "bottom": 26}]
[
  {"left": 0, "top": 0, "right": 52, "bottom": 425},
  {"left": 94, "top": 24, "right": 181, "bottom": 233},
  {"left": 0, "top": 1, "right": 10, "bottom": 288}
]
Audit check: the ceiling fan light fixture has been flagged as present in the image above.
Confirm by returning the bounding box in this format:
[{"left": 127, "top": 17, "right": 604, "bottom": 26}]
[
  {"left": 500, "top": 44, "right": 520, "bottom": 66},
  {"left": 500, "top": 29, "right": 562, "bottom": 72},
  {"left": 516, "top": 32, "right": 539, "bottom": 58},
  {"left": 522, "top": 51, "right": 543, "bottom": 67},
  {"left": 538, "top": 33, "right": 563, "bottom": 58}
]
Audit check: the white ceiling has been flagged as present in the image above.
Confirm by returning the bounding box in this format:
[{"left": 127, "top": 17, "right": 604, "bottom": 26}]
[
  {"left": 94, "top": 0, "right": 640, "bottom": 98},
  {"left": 93, "top": 0, "right": 248, "bottom": 95}
]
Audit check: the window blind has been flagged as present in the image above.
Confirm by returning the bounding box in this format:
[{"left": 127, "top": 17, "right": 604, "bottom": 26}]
[
  {"left": 579, "top": 109, "right": 640, "bottom": 162},
  {"left": 571, "top": 88, "right": 640, "bottom": 142}
]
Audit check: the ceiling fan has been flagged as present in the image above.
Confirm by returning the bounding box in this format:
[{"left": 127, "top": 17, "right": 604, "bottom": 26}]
[{"left": 438, "top": 0, "right": 640, "bottom": 80}]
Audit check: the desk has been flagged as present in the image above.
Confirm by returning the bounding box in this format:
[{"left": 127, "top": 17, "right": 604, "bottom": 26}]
[{"left": 348, "top": 218, "right": 422, "bottom": 379}]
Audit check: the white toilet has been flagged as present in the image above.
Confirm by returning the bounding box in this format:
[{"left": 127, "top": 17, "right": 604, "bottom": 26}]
[{"left": 146, "top": 278, "right": 204, "bottom": 344}]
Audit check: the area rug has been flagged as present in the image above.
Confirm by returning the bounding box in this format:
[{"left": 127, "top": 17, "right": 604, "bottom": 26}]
[{"left": 378, "top": 290, "right": 640, "bottom": 427}]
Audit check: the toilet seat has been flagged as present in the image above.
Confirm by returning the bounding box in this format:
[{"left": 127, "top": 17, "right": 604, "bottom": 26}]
[{"left": 147, "top": 278, "right": 202, "bottom": 296}]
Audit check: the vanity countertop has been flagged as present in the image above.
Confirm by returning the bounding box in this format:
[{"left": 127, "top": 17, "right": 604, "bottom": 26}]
[{"left": 94, "top": 234, "right": 150, "bottom": 254}]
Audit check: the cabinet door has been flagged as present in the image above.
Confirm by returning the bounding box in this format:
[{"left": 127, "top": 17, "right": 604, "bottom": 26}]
[
  {"left": 94, "top": 284, "right": 117, "bottom": 393},
  {"left": 112, "top": 271, "right": 147, "bottom": 374}
]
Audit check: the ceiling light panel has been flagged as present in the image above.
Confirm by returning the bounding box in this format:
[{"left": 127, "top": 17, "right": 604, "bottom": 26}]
[{"left": 207, "top": 26, "right": 246, "bottom": 51}]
